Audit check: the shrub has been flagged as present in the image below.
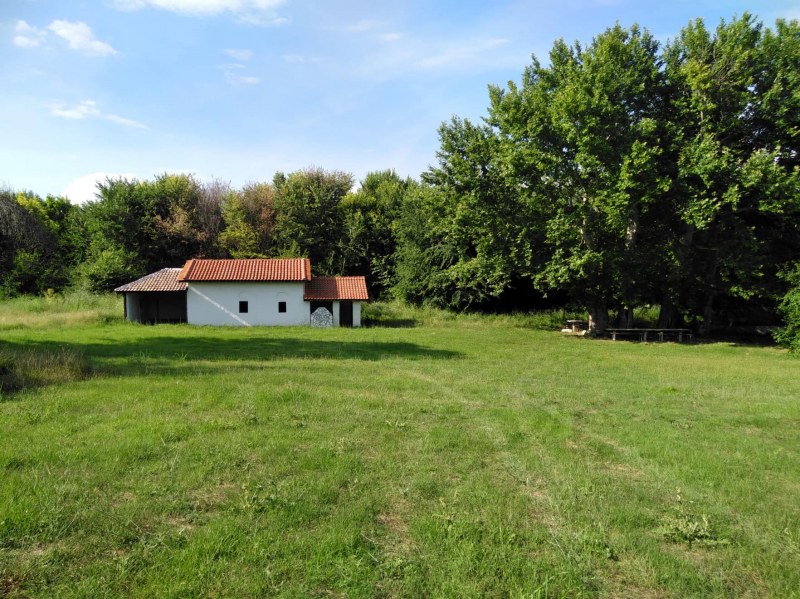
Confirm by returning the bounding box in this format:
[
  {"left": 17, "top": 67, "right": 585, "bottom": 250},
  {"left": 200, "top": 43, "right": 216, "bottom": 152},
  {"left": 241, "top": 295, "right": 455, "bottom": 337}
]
[
  {"left": 77, "top": 246, "right": 143, "bottom": 293},
  {"left": 774, "top": 264, "right": 800, "bottom": 353}
]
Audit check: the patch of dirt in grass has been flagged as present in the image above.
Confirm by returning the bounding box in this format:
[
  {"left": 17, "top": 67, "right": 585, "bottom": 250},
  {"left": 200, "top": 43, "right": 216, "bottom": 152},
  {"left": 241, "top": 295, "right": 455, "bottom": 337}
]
[
  {"left": 604, "top": 557, "right": 668, "bottom": 599},
  {"left": 376, "top": 496, "right": 414, "bottom": 553},
  {"left": 26, "top": 543, "right": 57, "bottom": 558},
  {"left": 166, "top": 514, "right": 196, "bottom": 534},
  {"left": 605, "top": 578, "right": 667, "bottom": 599},
  {"left": 113, "top": 491, "right": 136, "bottom": 506},
  {"left": 604, "top": 462, "right": 645, "bottom": 480},
  {"left": 192, "top": 482, "right": 236, "bottom": 511},
  {"left": 1, "top": 574, "right": 23, "bottom": 598}
]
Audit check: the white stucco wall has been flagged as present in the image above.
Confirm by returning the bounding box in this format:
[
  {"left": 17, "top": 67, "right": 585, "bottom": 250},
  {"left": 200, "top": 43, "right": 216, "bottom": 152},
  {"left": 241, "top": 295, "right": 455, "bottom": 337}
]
[
  {"left": 186, "top": 282, "right": 309, "bottom": 326},
  {"left": 353, "top": 302, "right": 361, "bottom": 327}
]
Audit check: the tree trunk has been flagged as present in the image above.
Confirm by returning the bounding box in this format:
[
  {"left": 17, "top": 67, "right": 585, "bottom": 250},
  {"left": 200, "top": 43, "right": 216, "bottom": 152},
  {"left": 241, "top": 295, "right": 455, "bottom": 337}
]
[
  {"left": 660, "top": 224, "right": 695, "bottom": 328},
  {"left": 699, "top": 292, "right": 715, "bottom": 337},
  {"left": 617, "top": 306, "right": 634, "bottom": 328},
  {"left": 588, "top": 301, "right": 609, "bottom": 336},
  {"left": 658, "top": 300, "right": 681, "bottom": 328}
]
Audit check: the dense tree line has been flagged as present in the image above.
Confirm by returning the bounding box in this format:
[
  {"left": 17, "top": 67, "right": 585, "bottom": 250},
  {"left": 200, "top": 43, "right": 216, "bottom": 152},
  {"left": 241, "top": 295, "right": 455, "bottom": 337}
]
[
  {"left": 0, "top": 168, "right": 410, "bottom": 298},
  {"left": 1, "top": 14, "right": 799, "bottom": 348}
]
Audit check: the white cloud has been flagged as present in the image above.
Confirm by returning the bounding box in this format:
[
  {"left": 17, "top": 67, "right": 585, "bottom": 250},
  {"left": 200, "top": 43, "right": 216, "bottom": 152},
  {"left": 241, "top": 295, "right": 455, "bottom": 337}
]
[
  {"left": 50, "top": 100, "right": 101, "bottom": 120},
  {"left": 114, "top": 0, "right": 288, "bottom": 26},
  {"left": 236, "top": 14, "right": 288, "bottom": 27},
  {"left": 13, "top": 20, "right": 47, "bottom": 48},
  {"left": 105, "top": 114, "right": 149, "bottom": 129},
  {"left": 417, "top": 38, "right": 510, "bottom": 69},
  {"left": 62, "top": 172, "right": 138, "bottom": 204},
  {"left": 225, "top": 72, "right": 260, "bottom": 85},
  {"left": 224, "top": 48, "right": 253, "bottom": 61},
  {"left": 116, "top": 0, "right": 283, "bottom": 14},
  {"left": 341, "top": 20, "right": 382, "bottom": 33},
  {"left": 219, "top": 62, "right": 260, "bottom": 85},
  {"left": 378, "top": 32, "right": 402, "bottom": 42},
  {"left": 282, "top": 53, "right": 320, "bottom": 64},
  {"left": 47, "top": 20, "right": 116, "bottom": 56},
  {"left": 349, "top": 34, "right": 517, "bottom": 81},
  {"left": 49, "top": 100, "right": 147, "bottom": 128}
]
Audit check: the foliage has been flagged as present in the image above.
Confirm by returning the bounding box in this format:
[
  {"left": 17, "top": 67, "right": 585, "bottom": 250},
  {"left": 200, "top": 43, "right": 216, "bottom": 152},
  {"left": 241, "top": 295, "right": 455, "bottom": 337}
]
[
  {"left": 77, "top": 244, "right": 144, "bottom": 294},
  {"left": 339, "top": 170, "right": 411, "bottom": 295},
  {"left": 774, "top": 263, "right": 800, "bottom": 352},
  {"left": 87, "top": 174, "right": 211, "bottom": 275},
  {"left": 219, "top": 182, "right": 275, "bottom": 258},
  {"left": 272, "top": 167, "right": 354, "bottom": 273},
  {"left": 0, "top": 188, "right": 65, "bottom": 294},
  {"left": 662, "top": 490, "right": 728, "bottom": 549}
]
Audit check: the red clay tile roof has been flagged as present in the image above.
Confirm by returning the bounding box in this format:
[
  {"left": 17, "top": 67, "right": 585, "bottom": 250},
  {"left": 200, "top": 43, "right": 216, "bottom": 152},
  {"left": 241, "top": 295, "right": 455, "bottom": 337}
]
[
  {"left": 304, "top": 276, "right": 369, "bottom": 301},
  {"left": 177, "top": 258, "right": 311, "bottom": 282},
  {"left": 114, "top": 268, "right": 187, "bottom": 293}
]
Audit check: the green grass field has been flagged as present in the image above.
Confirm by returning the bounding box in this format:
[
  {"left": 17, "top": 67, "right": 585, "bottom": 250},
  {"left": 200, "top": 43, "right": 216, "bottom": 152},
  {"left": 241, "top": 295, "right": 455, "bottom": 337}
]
[{"left": 1, "top": 297, "right": 799, "bottom": 597}]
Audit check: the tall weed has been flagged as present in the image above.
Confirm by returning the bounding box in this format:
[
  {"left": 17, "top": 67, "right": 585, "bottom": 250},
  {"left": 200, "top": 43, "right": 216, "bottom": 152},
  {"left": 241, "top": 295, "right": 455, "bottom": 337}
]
[{"left": 0, "top": 346, "right": 90, "bottom": 395}]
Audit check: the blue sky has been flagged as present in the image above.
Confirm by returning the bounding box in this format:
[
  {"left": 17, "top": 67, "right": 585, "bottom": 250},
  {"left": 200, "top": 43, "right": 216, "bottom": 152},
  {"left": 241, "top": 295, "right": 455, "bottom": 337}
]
[{"left": 2, "top": 0, "right": 798, "bottom": 203}]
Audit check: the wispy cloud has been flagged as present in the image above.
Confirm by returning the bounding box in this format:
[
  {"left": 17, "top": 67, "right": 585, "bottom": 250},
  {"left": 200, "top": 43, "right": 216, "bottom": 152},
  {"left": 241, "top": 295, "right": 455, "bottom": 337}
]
[
  {"left": 47, "top": 20, "right": 116, "bottom": 56},
  {"left": 236, "top": 14, "right": 289, "bottom": 27},
  {"left": 49, "top": 100, "right": 147, "bottom": 128},
  {"left": 225, "top": 72, "right": 260, "bottom": 84},
  {"left": 341, "top": 19, "right": 383, "bottom": 33},
  {"left": 219, "top": 64, "right": 260, "bottom": 85},
  {"left": 378, "top": 32, "right": 402, "bottom": 42},
  {"left": 282, "top": 53, "right": 321, "bottom": 64},
  {"left": 13, "top": 20, "right": 47, "bottom": 48},
  {"left": 416, "top": 37, "right": 510, "bottom": 69},
  {"left": 114, "top": 0, "right": 289, "bottom": 26},
  {"left": 348, "top": 33, "right": 517, "bottom": 81},
  {"left": 224, "top": 48, "right": 253, "bottom": 61}
]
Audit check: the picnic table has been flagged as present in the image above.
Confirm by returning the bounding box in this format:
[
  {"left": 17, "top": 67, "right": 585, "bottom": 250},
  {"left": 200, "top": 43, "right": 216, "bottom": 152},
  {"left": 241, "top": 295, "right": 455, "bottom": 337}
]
[
  {"left": 564, "top": 319, "right": 588, "bottom": 333},
  {"left": 606, "top": 328, "right": 693, "bottom": 342}
]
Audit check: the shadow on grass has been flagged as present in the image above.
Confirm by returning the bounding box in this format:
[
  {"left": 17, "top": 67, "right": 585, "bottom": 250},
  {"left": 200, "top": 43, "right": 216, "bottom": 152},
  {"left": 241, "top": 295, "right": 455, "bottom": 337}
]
[{"left": 1, "top": 335, "right": 463, "bottom": 384}]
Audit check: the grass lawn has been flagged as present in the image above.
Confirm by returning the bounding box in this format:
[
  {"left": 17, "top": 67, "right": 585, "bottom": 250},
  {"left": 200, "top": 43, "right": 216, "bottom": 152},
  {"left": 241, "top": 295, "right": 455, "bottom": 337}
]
[{"left": 1, "top": 297, "right": 799, "bottom": 597}]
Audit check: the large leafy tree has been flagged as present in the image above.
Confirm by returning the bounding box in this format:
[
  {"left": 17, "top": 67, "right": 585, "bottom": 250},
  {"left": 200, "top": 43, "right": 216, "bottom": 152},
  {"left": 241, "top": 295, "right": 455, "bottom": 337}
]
[
  {"left": 395, "top": 116, "right": 540, "bottom": 309},
  {"left": 0, "top": 189, "right": 60, "bottom": 294},
  {"left": 85, "top": 174, "right": 211, "bottom": 281},
  {"left": 272, "top": 168, "right": 353, "bottom": 274},
  {"left": 405, "top": 16, "right": 800, "bottom": 334},
  {"left": 219, "top": 182, "right": 276, "bottom": 258},
  {"left": 663, "top": 15, "right": 800, "bottom": 333},
  {"left": 502, "top": 24, "right": 669, "bottom": 331},
  {"left": 339, "top": 170, "right": 413, "bottom": 296}
]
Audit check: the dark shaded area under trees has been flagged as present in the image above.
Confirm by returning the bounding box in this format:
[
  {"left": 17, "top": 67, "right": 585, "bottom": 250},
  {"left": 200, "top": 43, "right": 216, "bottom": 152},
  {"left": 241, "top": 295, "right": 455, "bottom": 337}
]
[{"left": 1, "top": 14, "right": 799, "bottom": 349}]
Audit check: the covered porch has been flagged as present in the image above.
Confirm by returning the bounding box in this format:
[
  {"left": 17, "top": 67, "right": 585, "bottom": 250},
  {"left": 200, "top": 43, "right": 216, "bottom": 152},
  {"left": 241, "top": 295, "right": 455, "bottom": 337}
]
[{"left": 115, "top": 268, "right": 188, "bottom": 324}]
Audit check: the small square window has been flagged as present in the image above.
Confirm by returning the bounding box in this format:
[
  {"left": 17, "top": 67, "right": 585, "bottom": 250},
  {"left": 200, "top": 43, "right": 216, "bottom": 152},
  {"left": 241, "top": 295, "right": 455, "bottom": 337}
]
[
  {"left": 239, "top": 301, "right": 248, "bottom": 313},
  {"left": 278, "top": 301, "right": 287, "bottom": 313}
]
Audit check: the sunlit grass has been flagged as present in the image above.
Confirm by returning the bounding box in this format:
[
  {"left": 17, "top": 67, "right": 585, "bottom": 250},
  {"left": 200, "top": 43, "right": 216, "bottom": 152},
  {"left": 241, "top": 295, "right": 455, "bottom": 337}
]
[
  {"left": 0, "top": 290, "right": 119, "bottom": 330},
  {"left": 0, "top": 296, "right": 798, "bottom": 597}
]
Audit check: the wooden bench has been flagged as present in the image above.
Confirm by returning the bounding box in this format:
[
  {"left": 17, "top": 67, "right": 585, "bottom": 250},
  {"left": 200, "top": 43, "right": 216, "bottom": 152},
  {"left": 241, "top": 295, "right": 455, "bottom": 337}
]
[{"left": 606, "top": 328, "right": 693, "bottom": 342}]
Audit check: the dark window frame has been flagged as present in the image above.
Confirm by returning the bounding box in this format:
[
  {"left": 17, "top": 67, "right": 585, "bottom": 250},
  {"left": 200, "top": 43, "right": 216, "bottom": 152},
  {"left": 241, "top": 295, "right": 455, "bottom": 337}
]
[
  {"left": 278, "top": 301, "right": 287, "bottom": 313},
  {"left": 239, "top": 300, "right": 249, "bottom": 313}
]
